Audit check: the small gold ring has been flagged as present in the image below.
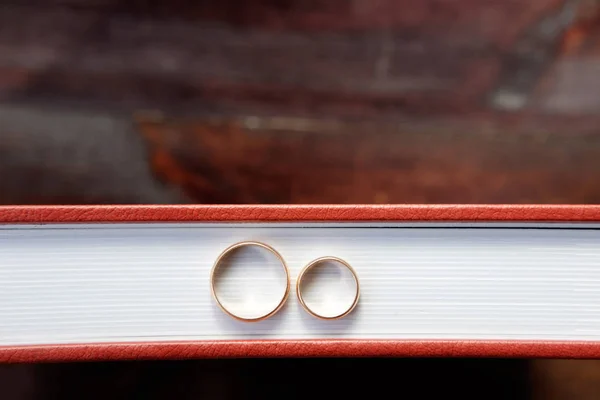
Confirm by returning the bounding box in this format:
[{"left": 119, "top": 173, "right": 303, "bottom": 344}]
[
  {"left": 210, "top": 241, "right": 290, "bottom": 322},
  {"left": 296, "top": 256, "right": 360, "bottom": 320}
]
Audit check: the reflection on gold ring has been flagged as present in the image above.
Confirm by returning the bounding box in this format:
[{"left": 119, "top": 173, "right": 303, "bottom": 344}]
[
  {"left": 296, "top": 256, "right": 360, "bottom": 320},
  {"left": 210, "top": 241, "right": 290, "bottom": 322}
]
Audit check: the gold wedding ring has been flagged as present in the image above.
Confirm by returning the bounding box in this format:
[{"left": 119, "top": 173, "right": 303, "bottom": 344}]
[
  {"left": 296, "top": 256, "right": 360, "bottom": 320},
  {"left": 210, "top": 241, "right": 290, "bottom": 322}
]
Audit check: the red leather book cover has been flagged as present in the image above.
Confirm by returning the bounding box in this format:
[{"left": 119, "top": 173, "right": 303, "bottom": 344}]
[{"left": 0, "top": 204, "right": 599, "bottom": 363}]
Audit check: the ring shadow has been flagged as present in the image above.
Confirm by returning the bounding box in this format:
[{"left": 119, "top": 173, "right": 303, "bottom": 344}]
[
  {"left": 210, "top": 293, "right": 288, "bottom": 334},
  {"left": 296, "top": 298, "right": 360, "bottom": 334}
]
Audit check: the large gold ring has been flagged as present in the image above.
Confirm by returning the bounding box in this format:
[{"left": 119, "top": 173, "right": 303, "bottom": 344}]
[
  {"left": 296, "top": 256, "right": 360, "bottom": 320},
  {"left": 210, "top": 241, "right": 290, "bottom": 322}
]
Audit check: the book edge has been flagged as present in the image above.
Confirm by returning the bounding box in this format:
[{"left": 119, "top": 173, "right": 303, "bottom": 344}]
[
  {"left": 1, "top": 204, "right": 599, "bottom": 223},
  {"left": 2, "top": 340, "right": 600, "bottom": 362}
]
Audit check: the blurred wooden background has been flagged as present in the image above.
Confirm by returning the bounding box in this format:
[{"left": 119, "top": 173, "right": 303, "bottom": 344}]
[
  {"left": 1, "top": 1, "right": 600, "bottom": 399},
  {"left": 0, "top": 0, "right": 600, "bottom": 204}
]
